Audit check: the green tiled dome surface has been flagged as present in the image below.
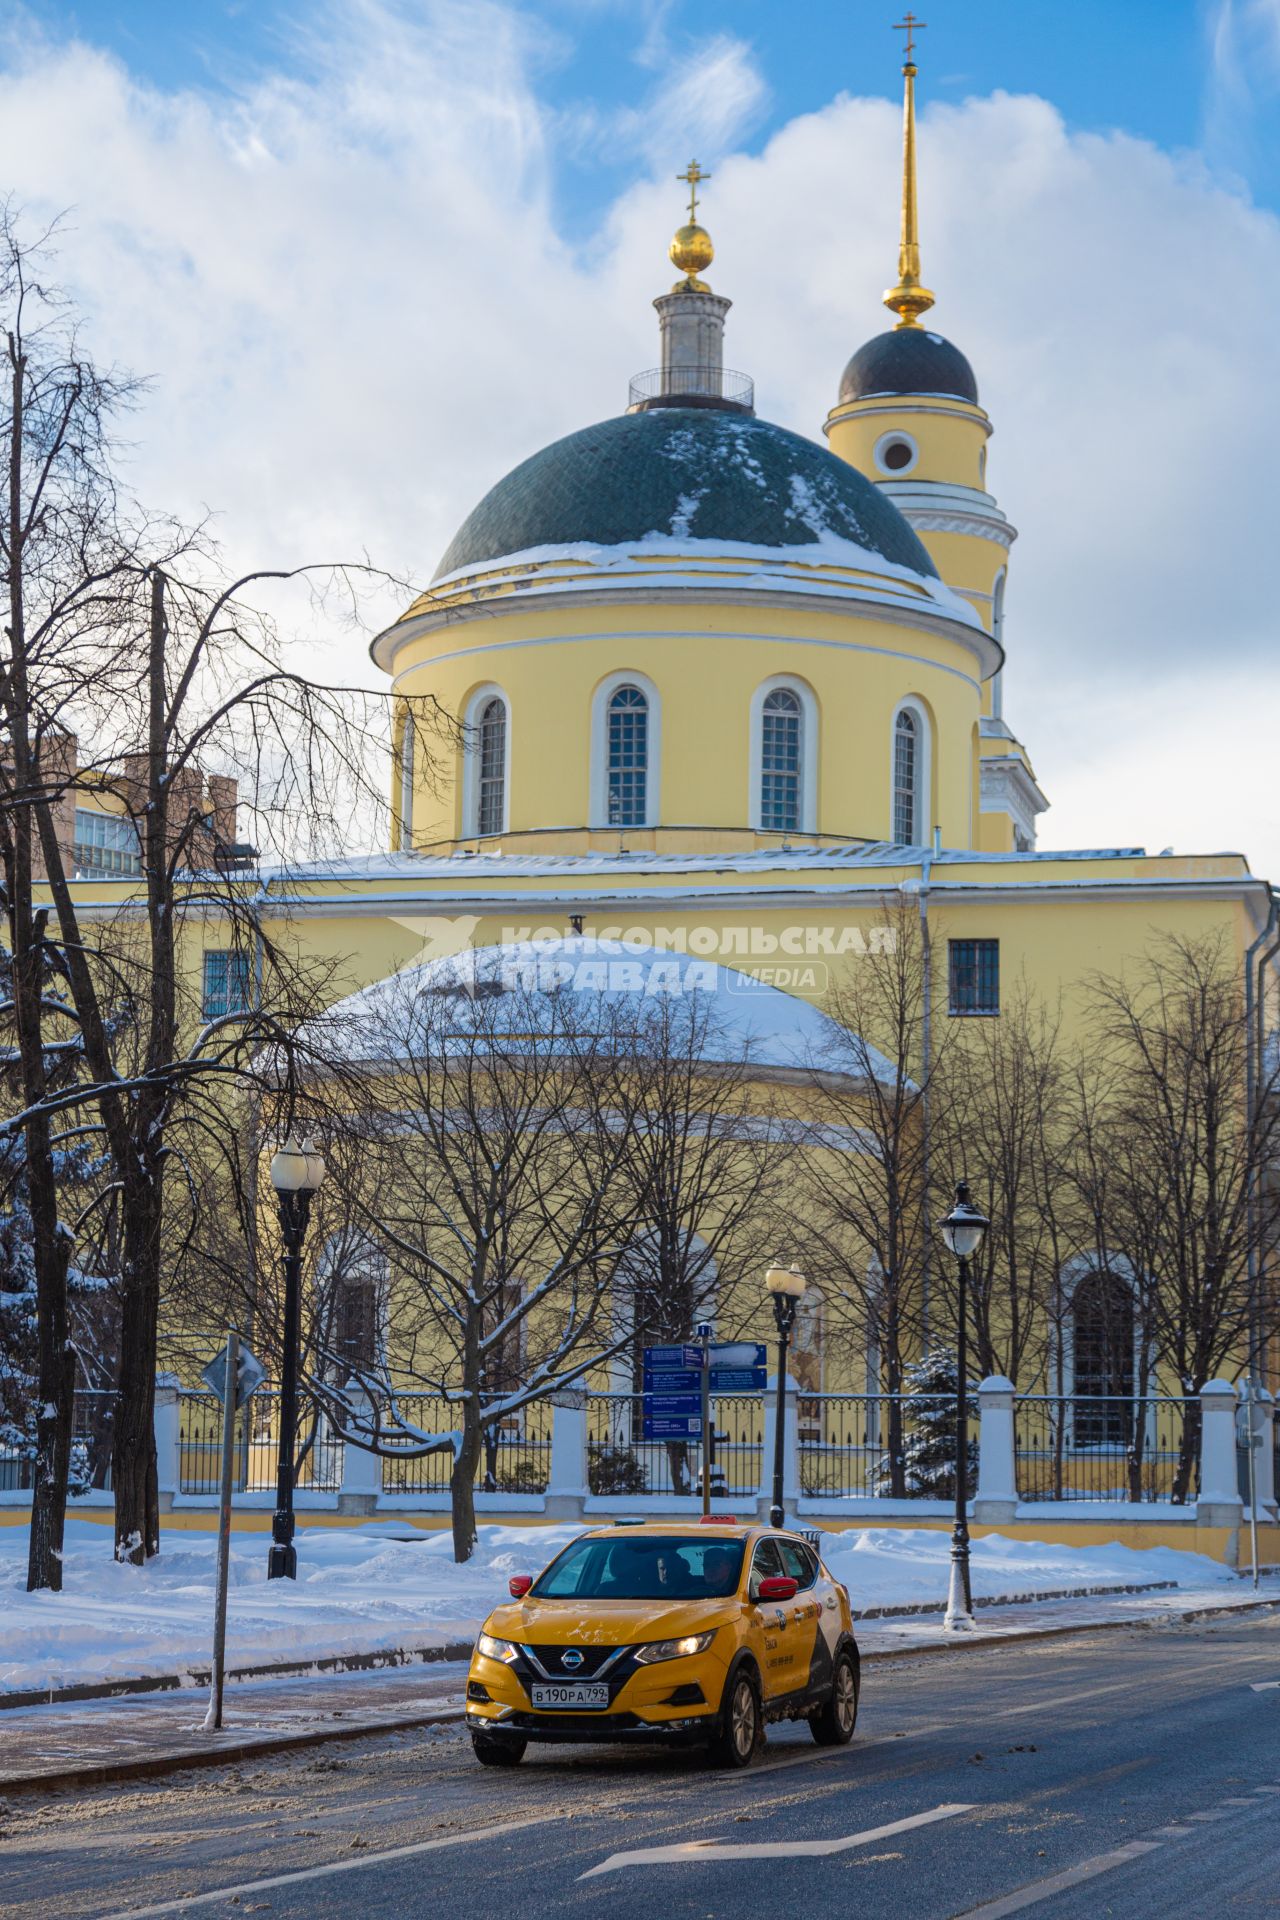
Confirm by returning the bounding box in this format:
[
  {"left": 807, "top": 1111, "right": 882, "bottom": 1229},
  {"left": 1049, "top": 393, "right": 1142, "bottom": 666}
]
[{"left": 433, "top": 408, "right": 938, "bottom": 581}]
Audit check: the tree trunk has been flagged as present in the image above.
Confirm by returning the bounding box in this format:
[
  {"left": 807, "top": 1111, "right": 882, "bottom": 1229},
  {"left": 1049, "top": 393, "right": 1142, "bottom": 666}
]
[
  {"left": 111, "top": 1178, "right": 164, "bottom": 1563},
  {"left": 451, "top": 1408, "right": 482, "bottom": 1563},
  {"left": 26, "top": 1150, "right": 74, "bottom": 1593}
]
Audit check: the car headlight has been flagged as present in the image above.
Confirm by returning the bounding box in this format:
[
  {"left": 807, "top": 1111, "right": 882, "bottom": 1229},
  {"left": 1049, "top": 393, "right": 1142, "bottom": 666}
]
[
  {"left": 634, "top": 1632, "right": 715, "bottom": 1665},
  {"left": 477, "top": 1632, "right": 520, "bottom": 1664}
]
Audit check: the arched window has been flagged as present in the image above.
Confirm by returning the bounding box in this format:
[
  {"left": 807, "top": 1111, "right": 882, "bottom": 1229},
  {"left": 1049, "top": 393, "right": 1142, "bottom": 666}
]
[
  {"left": 991, "top": 569, "right": 1007, "bottom": 722},
  {"left": 477, "top": 696, "right": 506, "bottom": 835},
  {"left": 893, "top": 707, "right": 919, "bottom": 843},
  {"left": 317, "top": 1237, "right": 389, "bottom": 1381},
  {"left": 606, "top": 684, "right": 648, "bottom": 827},
  {"left": 760, "top": 688, "right": 802, "bottom": 832},
  {"left": 397, "top": 708, "right": 415, "bottom": 852},
  {"left": 1072, "top": 1269, "right": 1134, "bottom": 1445}
]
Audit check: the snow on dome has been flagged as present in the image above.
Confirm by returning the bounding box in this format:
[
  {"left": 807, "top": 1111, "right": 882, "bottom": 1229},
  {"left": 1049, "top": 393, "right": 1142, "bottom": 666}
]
[{"left": 298, "top": 936, "right": 895, "bottom": 1083}]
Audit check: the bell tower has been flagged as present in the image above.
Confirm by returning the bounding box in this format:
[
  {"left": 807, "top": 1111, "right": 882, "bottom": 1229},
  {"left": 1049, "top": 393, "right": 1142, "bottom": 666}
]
[{"left": 823, "top": 19, "right": 1045, "bottom": 851}]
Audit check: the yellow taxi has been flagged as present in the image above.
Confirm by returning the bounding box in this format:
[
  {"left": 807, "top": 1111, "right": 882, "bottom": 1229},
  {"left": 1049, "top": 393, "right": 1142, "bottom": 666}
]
[{"left": 465, "top": 1520, "right": 859, "bottom": 1769}]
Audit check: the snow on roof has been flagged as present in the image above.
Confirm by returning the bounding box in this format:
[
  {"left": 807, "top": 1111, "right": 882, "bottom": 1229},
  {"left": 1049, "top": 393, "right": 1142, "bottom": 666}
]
[
  {"left": 260, "top": 841, "right": 1152, "bottom": 886},
  {"left": 297, "top": 935, "right": 894, "bottom": 1082},
  {"left": 414, "top": 531, "right": 984, "bottom": 637}
]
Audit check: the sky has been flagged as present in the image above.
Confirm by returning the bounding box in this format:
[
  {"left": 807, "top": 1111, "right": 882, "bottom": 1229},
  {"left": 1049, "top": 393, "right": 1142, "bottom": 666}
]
[{"left": 2, "top": 0, "right": 1280, "bottom": 870}]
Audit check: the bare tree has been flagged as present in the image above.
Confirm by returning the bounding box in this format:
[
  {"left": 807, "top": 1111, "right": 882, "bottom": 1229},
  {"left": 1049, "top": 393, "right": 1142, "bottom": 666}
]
[
  {"left": 1067, "top": 933, "right": 1280, "bottom": 1498},
  {"left": 0, "top": 206, "right": 446, "bottom": 1571},
  {"left": 937, "top": 984, "right": 1068, "bottom": 1387},
  {"left": 795, "top": 903, "right": 952, "bottom": 1496},
  {"left": 295, "top": 952, "right": 661, "bottom": 1561}
]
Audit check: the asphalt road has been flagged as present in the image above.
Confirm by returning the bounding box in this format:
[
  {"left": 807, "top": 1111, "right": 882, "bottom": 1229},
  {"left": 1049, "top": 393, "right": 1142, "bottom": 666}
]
[{"left": 4, "top": 1609, "right": 1280, "bottom": 1920}]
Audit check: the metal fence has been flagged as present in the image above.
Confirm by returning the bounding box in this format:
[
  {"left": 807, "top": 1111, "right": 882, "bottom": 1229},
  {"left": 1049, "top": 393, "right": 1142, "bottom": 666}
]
[
  {"left": 1014, "top": 1394, "right": 1196, "bottom": 1504},
  {"left": 587, "top": 1392, "right": 763, "bottom": 1500},
  {"left": 798, "top": 1393, "right": 972, "bottom": 1498},
  {"left": 0, "top": 1389, "right": 117, "bottom": 1493},
  {"left": 378, "top": 1396, "right": 554, "bottom": 1497},
  {"left": 177, "top": 1391, "right": 343, "bottom": 1495}
]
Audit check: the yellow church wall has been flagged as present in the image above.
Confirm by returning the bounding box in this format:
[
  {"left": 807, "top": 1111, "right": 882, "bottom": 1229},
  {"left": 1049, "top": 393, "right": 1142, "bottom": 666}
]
[
  {"left": 390, "top": 596, "right": 988, "bottom": 851},
  {"left": 825, "top": 396, "right": 990, "bottom": 494},
  {"left": 909, "top": 529, "right": 1007, "bottom": 623}
]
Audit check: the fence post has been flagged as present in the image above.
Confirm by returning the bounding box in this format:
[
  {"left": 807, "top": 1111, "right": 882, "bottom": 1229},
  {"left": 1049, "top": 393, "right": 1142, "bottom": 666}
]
[
  {"left": 1197, "top": 1380, "right": 1243, "bottom": 1540},
  {"left": 154, "top": 1372, "right": 181, "bottom": 1512},
  {"left": 1255, "top": 1389, "right": 1277, "bottom": 1516},
  {"left": 974, "top": 1375, "right": 1018, "bottom": 1524},
  {"left": 337, "top": 1384, "right": 381, "bottom": 1516},
  {"left": 761, "top": 1373, "right": 799, "bottom": 1523},
  {"left": 547, "top": 1392, "right": 588, "bottom": 1520}
]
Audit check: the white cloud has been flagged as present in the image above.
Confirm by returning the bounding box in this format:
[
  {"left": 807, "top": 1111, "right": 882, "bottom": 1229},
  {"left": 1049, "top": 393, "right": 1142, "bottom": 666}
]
[{"left": 0, "top": 2, "right": 1278, "bottom": 873}]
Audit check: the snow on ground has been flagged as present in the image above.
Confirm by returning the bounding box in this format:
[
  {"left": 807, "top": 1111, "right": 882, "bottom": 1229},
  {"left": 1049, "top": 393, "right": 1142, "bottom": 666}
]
[{"left": 0, "top": 1518, "right": 1237, "bottom": 1695}]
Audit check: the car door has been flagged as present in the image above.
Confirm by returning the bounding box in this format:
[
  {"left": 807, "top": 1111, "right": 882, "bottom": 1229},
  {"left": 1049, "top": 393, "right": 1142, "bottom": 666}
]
[
  {"left": 778, "top": 1538, "right": 832, "bottom": 1695},
  {"left": 747, "top": 1537, "right": 810, "bottom": 1703}
]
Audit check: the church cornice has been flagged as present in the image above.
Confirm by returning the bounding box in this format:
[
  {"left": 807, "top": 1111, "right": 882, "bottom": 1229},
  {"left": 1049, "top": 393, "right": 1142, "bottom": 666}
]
[{"left": 375, "top": 581, "right": 1002, "bottom": 683}]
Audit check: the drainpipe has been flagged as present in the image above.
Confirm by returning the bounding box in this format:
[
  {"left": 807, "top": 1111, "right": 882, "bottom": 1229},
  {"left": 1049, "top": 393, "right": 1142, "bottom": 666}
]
[
  {"left": 1245, "top": 889, "right": 1280, "bottom": 1379},
  {"left": 917, "top": 830, "right": 938, "bottom": 1340}
]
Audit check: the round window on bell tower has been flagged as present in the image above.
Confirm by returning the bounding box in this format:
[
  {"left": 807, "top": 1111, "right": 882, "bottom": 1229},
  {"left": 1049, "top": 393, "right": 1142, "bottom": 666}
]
[{"left": 874, "top": 431, "right": 918, "bottom": 476}]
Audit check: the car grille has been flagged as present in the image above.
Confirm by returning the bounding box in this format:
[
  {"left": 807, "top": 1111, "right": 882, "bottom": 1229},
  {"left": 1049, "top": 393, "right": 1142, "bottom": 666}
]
[{"left": 525, "top": 1643, "right": 619, "bottom": 1678}]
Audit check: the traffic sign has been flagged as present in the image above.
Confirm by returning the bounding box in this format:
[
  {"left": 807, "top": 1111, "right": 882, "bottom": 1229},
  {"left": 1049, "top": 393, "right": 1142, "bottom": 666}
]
[{"left": 202, "top": 1340, "right": 266, "bottom": 1410}]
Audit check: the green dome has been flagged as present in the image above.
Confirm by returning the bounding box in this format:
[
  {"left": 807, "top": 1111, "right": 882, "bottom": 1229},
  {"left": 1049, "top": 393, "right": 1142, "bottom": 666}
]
[{"left": 434, "top": 408, "right": 938, "bottom": 582}]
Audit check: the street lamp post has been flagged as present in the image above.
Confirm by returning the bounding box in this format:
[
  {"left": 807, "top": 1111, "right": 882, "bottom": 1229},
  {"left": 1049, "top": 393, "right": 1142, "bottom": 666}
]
[
  {"left": 267, "top": 1134, "right": 326, "bottom": 1581},
  {"left": 764, "top": 1264, "right": 807, "bottom": 1529},
  {"left": 937, "top": 1180, "right": 989, "bottom": 1631}
]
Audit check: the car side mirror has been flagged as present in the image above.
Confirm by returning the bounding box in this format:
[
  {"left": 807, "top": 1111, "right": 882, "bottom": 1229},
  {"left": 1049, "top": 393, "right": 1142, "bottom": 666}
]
[
  {"left": 755, "top": 1575, "right": 799, "bottom": 1602},
  {"left": 509, "top": 1574, "right": 533, "bottom": 1598}
]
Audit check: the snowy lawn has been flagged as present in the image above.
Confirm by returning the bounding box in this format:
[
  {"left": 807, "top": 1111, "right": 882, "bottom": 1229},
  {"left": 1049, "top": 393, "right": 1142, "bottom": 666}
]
[{"left": 0, "top": 1518, "right": 1237, "bottom": 1695}]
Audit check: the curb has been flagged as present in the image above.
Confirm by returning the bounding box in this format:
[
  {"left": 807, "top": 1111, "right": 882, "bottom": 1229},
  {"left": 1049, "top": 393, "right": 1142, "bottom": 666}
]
[
  {"left": 0, "top": 1704, "right": 468, "bottom": 1797},
  {"left": 857, "top": 1590, "right": 1280, "bottom": 1663},
  {"left": 0, "top": 1641, "right": 474, "bottom": 1713},
  {"left": 855, "top": 1578, "right": 1175, "bottom": 1621}
]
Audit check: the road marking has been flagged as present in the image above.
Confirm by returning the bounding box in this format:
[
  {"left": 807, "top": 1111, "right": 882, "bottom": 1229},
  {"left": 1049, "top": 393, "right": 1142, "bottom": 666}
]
[
  {"left": 578, "top": 1802, "right": 974, "bottom": 1878},
  {"left": 996, "top": 1680, "right": 1132, "bottom": 1718},
  {"left": 709, "top": 1743, "right": 861, "bottom": 1785},
  {"left": 99, "top": 1815, "right": 555, "bottom": 1918},
  {"left": 953, "top": 1840, "right": 1163, "bottom": 1917},
  {"left": 1249, "top": 1681, "right": 1280, "bottom": 1691}
]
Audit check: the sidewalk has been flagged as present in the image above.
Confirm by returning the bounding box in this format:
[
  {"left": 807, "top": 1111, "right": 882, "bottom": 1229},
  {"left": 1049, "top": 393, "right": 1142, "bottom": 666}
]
[{"left": 3, "top": 1577, "right": 1276, "bottom": 1797}]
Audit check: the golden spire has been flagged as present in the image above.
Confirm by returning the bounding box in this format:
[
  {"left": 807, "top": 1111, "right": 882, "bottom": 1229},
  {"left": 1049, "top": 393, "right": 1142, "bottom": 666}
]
[
  {"left": 669, "top": 158, "right": 714, "bottom": 291},
  {"left": 884, "top": 13, "right": 936, "bottom": 330}
]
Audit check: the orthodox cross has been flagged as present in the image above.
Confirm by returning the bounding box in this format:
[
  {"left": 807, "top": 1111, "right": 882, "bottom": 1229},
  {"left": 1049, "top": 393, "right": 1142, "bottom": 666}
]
[
  {"left": 893, "top": 12, "right": 926, "bottom": 63},
  {"left": 677, "top": 159, "right": 710, "bottom": 225}
]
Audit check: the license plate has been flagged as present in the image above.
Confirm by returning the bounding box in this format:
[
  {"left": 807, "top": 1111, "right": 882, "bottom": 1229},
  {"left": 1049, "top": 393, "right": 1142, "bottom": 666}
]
[{"left": 530, "top": 1683, "right": 610, "bottom": 1709}]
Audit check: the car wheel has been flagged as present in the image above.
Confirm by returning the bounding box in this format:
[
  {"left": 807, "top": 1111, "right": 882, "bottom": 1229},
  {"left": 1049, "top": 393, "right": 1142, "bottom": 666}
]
[
  {"left": 808, "top": 1651, "right": 858, "bottom": 1746},
  {"left": 471, "top": 1731, "right": 527, "bottom": 1767},
  {"left": 708, "top": 1668, "right": 761, "bottom": 1769}
]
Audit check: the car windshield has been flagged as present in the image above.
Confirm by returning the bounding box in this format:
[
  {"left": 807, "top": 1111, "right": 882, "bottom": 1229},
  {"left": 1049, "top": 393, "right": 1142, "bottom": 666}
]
[{"left": 533, "top": 1534, "right": 745, "bottom": 1601}]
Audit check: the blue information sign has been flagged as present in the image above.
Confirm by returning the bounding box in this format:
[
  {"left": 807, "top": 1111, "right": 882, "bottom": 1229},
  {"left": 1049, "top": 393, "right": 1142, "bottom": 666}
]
[{"left": 640, "top": 1340, "right": 768, "bottom": 1438}]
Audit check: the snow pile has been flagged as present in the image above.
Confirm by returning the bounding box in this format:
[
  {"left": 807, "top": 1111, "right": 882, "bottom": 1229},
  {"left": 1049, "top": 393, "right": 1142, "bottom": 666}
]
[
  {"left": 0, "top": 1518, "right": 1237, "bottom": 1694},
  {"left": 819, "top": 1527, "right": 1236, "bottom": 1611}
]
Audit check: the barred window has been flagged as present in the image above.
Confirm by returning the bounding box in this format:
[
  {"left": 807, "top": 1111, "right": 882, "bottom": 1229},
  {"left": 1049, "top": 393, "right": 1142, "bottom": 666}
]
[
  {"left": 948, "top": 938, "right": 999, "bottom": 1016},
  {"left": 202, "top": 950, "right": 252, "bottom": 1020},
  {"left": 893, "top": 709, "right": 918, "bottom": 844},
  {"left": 1072, "top": 1270, "right": 1135, "bottom": 1446},
  {"left": 73, "top": 809, "right": 141, "bottom": 878},
  {"left": 607, "top": 685, "right": 648, "bottom": 827},
  {"left": 760, "top": 688, "right": 802, "bottom": 832},
  {"left": 477, "top": 697, "right": 506, "bottom": 835}
]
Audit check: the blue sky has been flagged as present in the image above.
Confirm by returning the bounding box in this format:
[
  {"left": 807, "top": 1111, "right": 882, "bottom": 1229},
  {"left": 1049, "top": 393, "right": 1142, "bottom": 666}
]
[{"left": 21, "top": 0, "right": 1280, "bottom": 226}]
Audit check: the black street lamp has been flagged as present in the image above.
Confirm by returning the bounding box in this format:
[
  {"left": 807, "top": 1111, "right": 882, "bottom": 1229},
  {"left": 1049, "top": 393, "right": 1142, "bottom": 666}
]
[
  {"left": 937, "top": 1179, "right": 989, "bottom": 1631},
  {"left": 764, "top": 1263, "right": 807, "bottom": 1528},
  {"left": 267, "top": 1134, "right": 326, "bottom": 1581}
]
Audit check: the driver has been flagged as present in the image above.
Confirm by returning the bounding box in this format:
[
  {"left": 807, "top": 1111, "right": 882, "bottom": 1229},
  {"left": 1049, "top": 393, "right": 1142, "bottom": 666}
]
[
  {"left": 655, "top": 1550, "right": 692, "bottom": 1595},
  {"left": 701, "top": 1545, "right": 738, "bottom": 1595}
]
